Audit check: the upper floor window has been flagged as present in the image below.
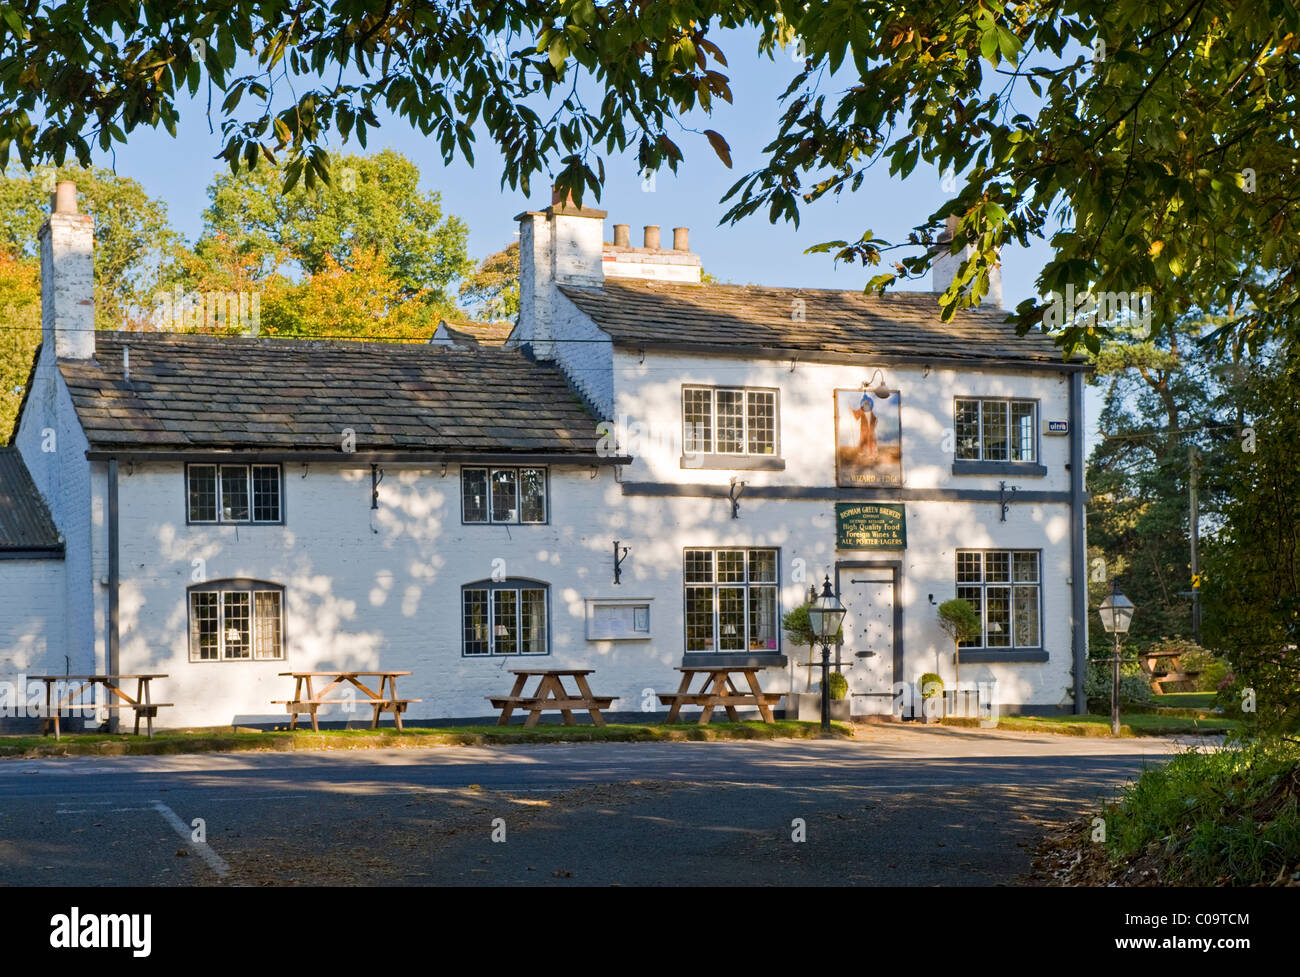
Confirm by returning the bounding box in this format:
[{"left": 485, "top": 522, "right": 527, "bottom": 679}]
[
  {"left": 684, "top": 548, "right": 780, "bottom": 653},
  {"left": 461, "top": 467, "right": 547, "bottom": 524},
  {"left": 956, "top": 550, "right": 1040, "bottom": 649},
  {"left": 683, "top": 386, "right": 777, "bottom": 456},
  {"left": 462, "top": 579, "right": 549, "bottom": 656},
  {"left": 187, "top": 464, "right": 282, "bottom": 524},
  {"left": 188, "top": 579, "right": 284, "bottom": 662},
  {"left": 954, "top": 399, "right": 1037, "bottom": 463}
]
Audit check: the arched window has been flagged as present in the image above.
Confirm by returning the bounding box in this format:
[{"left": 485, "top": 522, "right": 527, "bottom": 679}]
[
  {"left": 188, "top": 579, "right": 285, "bottom": 662},
  {"left": 461, "top": 579, "right": 549, "bottom": 657}
]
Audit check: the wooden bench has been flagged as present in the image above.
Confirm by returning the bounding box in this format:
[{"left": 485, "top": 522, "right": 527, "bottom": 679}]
[
  {"left": 660, "top": 667, "right": 780, "bottom": 724},
  {"left": 489, "top": 670, "right": 617, "bottom": 726},
  {"left": 28, "top": 674, "right": 171, "bottom": 739},
  {"left": 276, "top": 672, "right": 421, "bottom": 731}
]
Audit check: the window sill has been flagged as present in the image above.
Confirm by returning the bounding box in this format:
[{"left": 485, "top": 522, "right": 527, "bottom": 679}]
[
  {"left": 680, "top": 455, "right": 786, "bottom": 471},
  {"left": 956, "top": 649, "right": 1048, "bottom": 663},
  {"left": 950, "top": 461, "right": 1047, "bottom": 477},
  {"left": 681, "top": 653, "right": 788, "bottom": 668}
]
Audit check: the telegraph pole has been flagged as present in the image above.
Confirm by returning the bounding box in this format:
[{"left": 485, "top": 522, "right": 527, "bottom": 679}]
[{"left": 1188, "top": 445, "right": 1201, "bottom": 644}]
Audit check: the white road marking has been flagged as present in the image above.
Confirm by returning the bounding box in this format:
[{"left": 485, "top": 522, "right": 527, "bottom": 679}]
[{"left": 151, "top": 800, "right": 230, "bottom": 878}]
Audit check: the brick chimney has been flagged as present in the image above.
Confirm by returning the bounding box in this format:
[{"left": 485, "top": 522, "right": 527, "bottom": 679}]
[
  {"left": 39, "top": 181, "right": 95, "bottom": 359},
  {"left": 932, "top": 214, "right": 1002, "bottom": 308}
]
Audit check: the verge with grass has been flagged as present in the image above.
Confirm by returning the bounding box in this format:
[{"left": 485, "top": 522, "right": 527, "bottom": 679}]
[
  {"left": 0, "top": 720, "right": 852, "bottom": 759},
  {"left": 1032, "top": 738, "right": 1300, "bottom": 886},
  {"left": 941, "top": 712, "right": 1237, "bottom": 737}
]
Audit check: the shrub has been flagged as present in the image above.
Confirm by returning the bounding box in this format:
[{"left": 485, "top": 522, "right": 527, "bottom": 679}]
[
  {"left": 782, "top": 601, "right": 844, "bottom": 648},
  {"left": 1085, "top": 659, "right": 1153, "bottom": 711},
  {"left": 918, "top": 673, "right": 944, "bottom": 698},
  {"left": 1197, "top": 658, "right": 1231, "bottom": 693},
  {"left": 827, "top": 672, "right": 848, "bottom": 701}
]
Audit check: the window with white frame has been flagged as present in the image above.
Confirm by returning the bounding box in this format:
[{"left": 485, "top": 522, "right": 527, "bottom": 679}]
[
  {"left": 684, "top": 548, "right": 780, "bottom": 652},
  {"left": 954, "top": 399, "right": 1037, "bottom": 462},
  {"left": 955, "top": 550, "right": 1041, "bottom": 649},
  {"left": 682, "top": 387, "right": 777, "bottom": 456},
  {"left": 188, "top": 581, "right": 284, "bottom": 661},
  {"left": 462, "top": 580, "right": 549, "bottom": 656},
  {"left": 187, "top": 463, "right": 282, "bottom": 523},
  {"left": 461, "top": 467, "right": 547, "bottom": 524}
]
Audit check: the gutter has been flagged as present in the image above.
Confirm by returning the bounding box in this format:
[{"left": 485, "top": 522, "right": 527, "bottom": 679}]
[
  {"left": 1068, "top": 372, "right": 1088, "bottom": 715},
  {"left": 603, "top": 340, "right": 1091, "bottom": 374},
  {"left": 85, "top": 451, "right": 633, "bottom": 466}
]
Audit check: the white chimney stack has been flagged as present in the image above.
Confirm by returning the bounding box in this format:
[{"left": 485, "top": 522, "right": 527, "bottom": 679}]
[
  {"left": 932, "top": 213, "right": 1002, "bottom": 308},
  {"left": 515, "top": 187, "right": 607, "bottom": 357},
  {"left": 39, "top": 180, "right": 96, "bottom": 359}
]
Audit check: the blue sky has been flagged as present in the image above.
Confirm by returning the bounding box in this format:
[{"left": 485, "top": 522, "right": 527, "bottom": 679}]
[{"left": 77, "top": 27, "right": 1102, "bottom": 447}]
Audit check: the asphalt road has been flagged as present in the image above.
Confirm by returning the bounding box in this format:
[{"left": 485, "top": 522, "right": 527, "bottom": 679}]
[{"left": 0, "top": 726, "right": 1206, "bottom": 886}]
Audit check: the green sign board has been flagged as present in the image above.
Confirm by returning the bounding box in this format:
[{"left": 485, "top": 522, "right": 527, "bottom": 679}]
[{"left": 835, "top": 502, "right": 906, "bottom": 550}]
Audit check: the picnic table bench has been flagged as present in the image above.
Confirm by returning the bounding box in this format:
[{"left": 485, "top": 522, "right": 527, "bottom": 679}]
[
  {"left": 489, "top": 669, "right": 617, "bottom": 726},
  {"left": 274, "top": 671, "right": 421, "bottom": 731},
  {"left": 658, "top": 666, "right": 780, "bottom": 724},
  {"left": 28, "top": 674, "right": 171, "bottom": 740}
]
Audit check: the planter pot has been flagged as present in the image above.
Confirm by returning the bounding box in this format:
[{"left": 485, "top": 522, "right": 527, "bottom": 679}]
[
  {"left": 921, "top": 696, "right": 944, "bottom": 723},
  {"left": 784, "top": 692, "right": 850, "bottom": 722}
]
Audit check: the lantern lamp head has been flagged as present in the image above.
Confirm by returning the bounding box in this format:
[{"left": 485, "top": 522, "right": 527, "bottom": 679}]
[
  {"left": 807, "top": 575, "right": 847, "bottom": 641},
  {"left": 1097, "top": 580, "right": 1135, "bottom": 634}
]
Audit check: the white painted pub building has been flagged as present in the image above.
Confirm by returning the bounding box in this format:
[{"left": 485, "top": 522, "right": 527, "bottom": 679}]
[{"left": 0, "top": 183, "right": 1089, "bottom": 729}]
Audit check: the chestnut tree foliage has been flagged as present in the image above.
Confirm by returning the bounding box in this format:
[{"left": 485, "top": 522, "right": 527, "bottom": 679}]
[{"left": 0, "top": 1, "right": 1297, "bottom": 354}]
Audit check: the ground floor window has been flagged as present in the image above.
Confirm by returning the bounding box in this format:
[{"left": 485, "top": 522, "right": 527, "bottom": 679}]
[
  {"left": 188, "top": 581, "right": 284, "bottom": 661},
  {"left": 462, "top": 580, "right": 549, "bottom": 656},
  {"left": 956, "top": 550, "right": 1040, "bottom": 648},
  {"left": 684, "top": 548, "right": 780, "bottom": 652}
]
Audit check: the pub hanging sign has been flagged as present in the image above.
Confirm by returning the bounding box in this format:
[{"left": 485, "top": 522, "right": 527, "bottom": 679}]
[{"left": 835, "top": 502, "right": 907, "bottom": 550}]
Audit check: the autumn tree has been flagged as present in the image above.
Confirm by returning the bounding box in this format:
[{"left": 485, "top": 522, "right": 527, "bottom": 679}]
[
  {"left": 199, "top": 149, "right": 472, "bottom": 303},
  {"left": 0, "top": 167, "right": 178, "bottom": 329},
  {"left": 258, "top": 249, "right": 440, "bottom": 341},
  {"left": 459, "top": 242, "right": 519, "bottom": 322},
  {"left": 0, "top": 247, "right": 39, "bottom": 440},
  {"left": 1, "top": 3, "right": 1296, "bottom": 355}
]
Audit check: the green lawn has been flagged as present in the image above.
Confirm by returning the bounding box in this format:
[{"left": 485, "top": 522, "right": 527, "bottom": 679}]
[
  {"left": 1151, "top": 691, "right": 1217, "bottom": 710},
  {"left": 943, "top": 712, "right": 1238, "bottom": 737},
  {"left": 0, "top": 720, "right": 851, "bottom": 758}
]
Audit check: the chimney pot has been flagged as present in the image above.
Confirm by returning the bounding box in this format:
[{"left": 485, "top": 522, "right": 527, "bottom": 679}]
[
  {"left": 673, "top": 227, "right": 689, "bottom": 251},
  {"left": 53, "top": 181, "right": 77, "bottom": 214},
  {"left": 643, "top": 225, "right": 660, "bottom": 250},
  {"left": 613, "top": 224, "right": 630, "bottom": 248},
  {"left": 551, "top": 184, "right": 576, "bottom": 208}
]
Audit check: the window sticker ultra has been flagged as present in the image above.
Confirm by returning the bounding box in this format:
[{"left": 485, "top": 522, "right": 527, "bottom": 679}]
[{"left": 834, "top": 389, "right": 902, "bottom": 486}]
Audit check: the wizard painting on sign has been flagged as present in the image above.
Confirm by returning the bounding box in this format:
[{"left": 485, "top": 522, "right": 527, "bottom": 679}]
[{"left": 835, "top": 388, "right": 903, "bottom": 486}]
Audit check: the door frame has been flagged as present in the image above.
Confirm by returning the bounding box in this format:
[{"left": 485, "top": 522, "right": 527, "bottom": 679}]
[{"left": 835, "top": 561, "right": 904, "bottom": 701}]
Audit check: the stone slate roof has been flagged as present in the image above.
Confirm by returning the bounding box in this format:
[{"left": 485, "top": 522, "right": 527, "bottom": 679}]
[
  {"left": 558, "top": 280, "right": 1077, "bottom": 366},
  {"left": 0, "top": 448, "right": 62, "bottom": 552},
  {"left": 58, "top": 332, "right": 601, "bottom": 454},
  {"left": 437, "top": 319, "right": 515, "bottom": 346}
]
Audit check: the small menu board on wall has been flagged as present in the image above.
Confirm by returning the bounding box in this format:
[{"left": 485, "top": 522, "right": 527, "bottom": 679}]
[{"left": 835, "top": 502, "right": 907, "bottom": 550}]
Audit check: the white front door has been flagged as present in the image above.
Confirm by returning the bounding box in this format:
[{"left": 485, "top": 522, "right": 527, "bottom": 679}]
[{"left": 841, "top": 568, "right": 896, "bottom": 716}]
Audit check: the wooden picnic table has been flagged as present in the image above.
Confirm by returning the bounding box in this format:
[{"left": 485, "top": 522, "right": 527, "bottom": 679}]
[
  {"left": 28, "top": 674, "right": 172, "bottom": 740},
  {"left": 274, "top": 671, "right": 422, "bottom": 732},
  {"left": 658, "top": 666, "right": 780, "bottom": 725},
  {"left": 488, "top": 669, "right": 617, "bottom": 727}
]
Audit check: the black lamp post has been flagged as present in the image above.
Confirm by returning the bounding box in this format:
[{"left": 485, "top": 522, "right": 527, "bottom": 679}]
[
  {"left": 1097, "top": 581, "right": 1136, "bottom": 735},
  {"left": 807, "top": 575, "right": 848, "bottom": 733}
]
